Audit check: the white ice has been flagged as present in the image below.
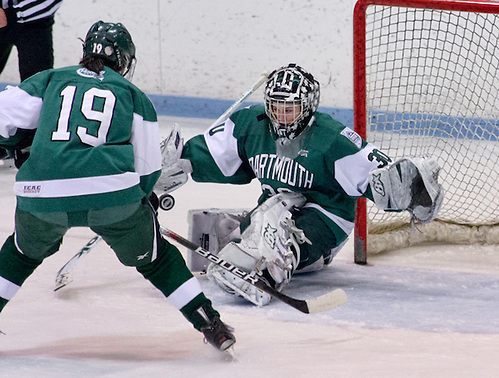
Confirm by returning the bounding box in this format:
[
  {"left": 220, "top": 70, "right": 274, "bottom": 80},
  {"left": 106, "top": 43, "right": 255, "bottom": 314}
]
[{"left": 1, "top": 117, "right": 498, "bottom": 378}]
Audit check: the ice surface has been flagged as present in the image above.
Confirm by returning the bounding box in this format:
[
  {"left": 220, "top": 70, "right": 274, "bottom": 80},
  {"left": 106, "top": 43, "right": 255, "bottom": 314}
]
[{"left": 1, "top": 117, "right": 498, "bottom": 377}]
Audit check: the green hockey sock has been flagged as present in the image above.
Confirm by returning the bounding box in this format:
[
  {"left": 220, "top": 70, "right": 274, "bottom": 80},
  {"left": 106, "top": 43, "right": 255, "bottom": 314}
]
[
  {"left": 0, "top": 234, "right": 42, "bottom": 313},
  {"left": 136, "top": 241, "right": 195, "bottom": 296},
  {"left": 180, "top": 294, "right": 220, "bottom": 331}
]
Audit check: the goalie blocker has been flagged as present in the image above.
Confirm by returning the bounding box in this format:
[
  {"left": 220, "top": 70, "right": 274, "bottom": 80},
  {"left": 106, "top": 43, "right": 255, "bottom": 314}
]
[
  {"left": 154, "top": 123, "right": 192, "bottom": 196},
  {"left": 369, "top": 157, "right": 444, "bottom": 223}
]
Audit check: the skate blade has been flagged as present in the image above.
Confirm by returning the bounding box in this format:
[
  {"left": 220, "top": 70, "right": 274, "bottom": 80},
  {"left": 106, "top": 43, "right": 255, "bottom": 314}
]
[{"left": 223, "top": 345, "right": 237, "bottom": 361}]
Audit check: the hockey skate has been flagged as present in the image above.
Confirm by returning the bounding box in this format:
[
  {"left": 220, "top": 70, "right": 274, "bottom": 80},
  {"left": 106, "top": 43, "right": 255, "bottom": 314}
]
[
  {"left": 194, "top": 304, "right": 236, "bottom": 353},
  {"left": 201, "top": 316, "right": 236, "bottom": 353}
]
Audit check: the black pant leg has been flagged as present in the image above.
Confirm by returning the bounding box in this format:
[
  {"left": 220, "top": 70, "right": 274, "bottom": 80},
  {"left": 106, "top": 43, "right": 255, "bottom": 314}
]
[{"left": 16, "top": 17, "right": 55, "bottom": 81}]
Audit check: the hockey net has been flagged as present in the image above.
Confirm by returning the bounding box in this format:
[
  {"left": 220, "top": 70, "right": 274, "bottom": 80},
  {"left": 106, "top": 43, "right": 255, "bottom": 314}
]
[{"left": 353, "top": 0, "right": 499, "bottom": 262}]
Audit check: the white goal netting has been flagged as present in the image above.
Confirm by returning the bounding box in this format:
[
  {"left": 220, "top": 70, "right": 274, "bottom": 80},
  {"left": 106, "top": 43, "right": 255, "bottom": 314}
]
[{"left": 361, "top": 4, "right": 499, "bottom": 253}]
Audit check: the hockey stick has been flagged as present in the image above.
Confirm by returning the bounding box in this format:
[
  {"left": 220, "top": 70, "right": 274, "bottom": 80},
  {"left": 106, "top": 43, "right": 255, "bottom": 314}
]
[
  {"left": 160, "top": 227, "right": 348, "bottom": 314},
  {"left": 209, "top": 72, "right": 269, "bottom": 128},
  {"left": 54, "top": 235, "right": 102, "bottom": 291}
]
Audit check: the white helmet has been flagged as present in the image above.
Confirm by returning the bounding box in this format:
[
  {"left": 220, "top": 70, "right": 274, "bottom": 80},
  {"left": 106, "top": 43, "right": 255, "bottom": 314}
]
[{"left": 264, "top": 63, "right": 320, "bottom": 140}]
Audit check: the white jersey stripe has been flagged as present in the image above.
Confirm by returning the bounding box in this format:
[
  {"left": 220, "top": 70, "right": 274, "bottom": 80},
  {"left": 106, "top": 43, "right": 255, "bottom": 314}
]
[
  {"left": 131, "top": 113, "right": 162, "bottom": 176},
  {"left": 14, "top": 172, "right": 140, "bottom": 198}
]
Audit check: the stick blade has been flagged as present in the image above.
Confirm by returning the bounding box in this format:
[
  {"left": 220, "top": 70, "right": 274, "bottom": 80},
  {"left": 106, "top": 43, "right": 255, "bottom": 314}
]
[
  {"left": 54, "top": 273, "right": 72, "bottom": 291},
  {"left": 305, "top": 288, "right": 348, "bottom": 314}
]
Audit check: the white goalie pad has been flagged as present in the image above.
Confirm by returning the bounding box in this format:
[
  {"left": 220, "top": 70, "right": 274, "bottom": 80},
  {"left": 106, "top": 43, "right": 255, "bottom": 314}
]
[
  {"left": 205, "top": 192, "right": 311, "bottom": 306},
  {"left": 245, "top": 192, "right": 310, "bottom": 285},
  {"left": 187, "top": 208, "right": 271, "bottom": 306},
  {"left": 187, "top": 208, "right": 248, "bottom": 272},
  {"left": 369, "top": 157, "right": 444, "bottom": 223},
  {"left": 154, "top": 124, "right": 192, "bottom": 195},
  {"left": 206, "top": 241, "right": 272, "bottom": 307}
]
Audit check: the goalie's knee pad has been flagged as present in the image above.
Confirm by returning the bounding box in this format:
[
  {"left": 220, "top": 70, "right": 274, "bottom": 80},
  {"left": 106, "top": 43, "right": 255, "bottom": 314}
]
[{"left": 244, "top": 192, "right": 311, "bottom": 285}]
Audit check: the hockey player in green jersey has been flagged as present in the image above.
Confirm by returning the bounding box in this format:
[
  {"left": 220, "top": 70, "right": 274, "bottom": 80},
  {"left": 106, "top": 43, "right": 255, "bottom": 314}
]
[
  {"left": 0, "top": 21, "right": 235, "bottom": 352},
  {"left": 161, "top": 63, "right": 444, "bottom": 306}
]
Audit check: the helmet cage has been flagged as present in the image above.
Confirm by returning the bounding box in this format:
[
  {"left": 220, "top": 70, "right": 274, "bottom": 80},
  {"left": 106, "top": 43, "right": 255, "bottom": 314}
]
[
  {"left": 83, "top": 21, "right": 136, "bottom": 78},
  {"left": 264, "top": 64, "right": 320, "bottom": 140},
  {"left": 267, "top": 99, "right": 303, "bottom": 136}
]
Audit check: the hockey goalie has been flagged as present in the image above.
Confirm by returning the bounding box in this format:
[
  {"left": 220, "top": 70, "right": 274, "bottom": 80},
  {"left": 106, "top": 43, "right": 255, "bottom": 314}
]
[{"left": 158, "top": 63, "right": 444, "bottom": 306}]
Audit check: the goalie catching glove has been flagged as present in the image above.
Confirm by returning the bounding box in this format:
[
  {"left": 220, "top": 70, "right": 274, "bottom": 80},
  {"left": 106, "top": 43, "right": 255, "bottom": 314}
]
[
  {"left": 369, "top": 157, "right": 444, "bottom": 223},
  {"left": 154, "top": 124, "right": 192, "bottom": 195}
]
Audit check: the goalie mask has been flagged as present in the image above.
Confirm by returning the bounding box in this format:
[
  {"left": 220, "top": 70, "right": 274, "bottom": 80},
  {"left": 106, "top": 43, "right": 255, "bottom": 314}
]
[
  {"left": 264, "top": 63, "right": 320, "bottom": 140},
  {"left": 83, "top": 21, "right": 136, "bottom": 78}
]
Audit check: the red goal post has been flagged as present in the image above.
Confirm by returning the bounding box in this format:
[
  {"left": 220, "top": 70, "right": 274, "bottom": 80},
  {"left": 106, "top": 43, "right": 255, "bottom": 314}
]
[{"left": 353, "top": 0, "right": 499, "bottom": 264}]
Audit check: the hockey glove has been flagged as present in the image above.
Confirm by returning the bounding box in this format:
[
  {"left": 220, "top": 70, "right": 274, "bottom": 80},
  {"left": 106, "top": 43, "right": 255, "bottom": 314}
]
[
  {"left": 369, "top": 157, "right": 444, "bottom": 223},
  {"left": 154, "top": 124, "right": 192, "bottom": 194}
]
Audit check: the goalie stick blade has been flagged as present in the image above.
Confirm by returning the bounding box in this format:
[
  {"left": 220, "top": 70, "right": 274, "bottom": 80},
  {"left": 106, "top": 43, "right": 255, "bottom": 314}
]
[
  {"left": 160, "top": 227, "right": 347, "bottom": 314},
  {"left": 270, "top": 287, "right": 347, "bottom": 314},
  {"left": 303, "top": 289, "right": 348, "bottom": 314}
]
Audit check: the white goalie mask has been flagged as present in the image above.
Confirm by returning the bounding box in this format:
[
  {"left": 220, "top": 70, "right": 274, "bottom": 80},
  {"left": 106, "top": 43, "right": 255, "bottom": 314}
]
[{"left": 264, "top": 63, "right": 320, "bottom": 140}]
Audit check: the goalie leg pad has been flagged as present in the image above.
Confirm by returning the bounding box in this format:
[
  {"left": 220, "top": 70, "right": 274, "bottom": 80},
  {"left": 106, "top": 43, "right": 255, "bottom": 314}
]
[
  {"left": 242, "top": 192, "right": 310, "bottom": 285},
  {"left": 369, "top": 157, "right": 444, "bottom": 223},
  {"left": 207, "top": 241, "right": 272, "bottom": 306},
  {"left": 206, "top": 192, "right": 310, "bottom": 306}
]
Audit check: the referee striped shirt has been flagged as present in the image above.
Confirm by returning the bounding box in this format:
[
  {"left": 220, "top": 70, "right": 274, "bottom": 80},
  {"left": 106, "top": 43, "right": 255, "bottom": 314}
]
[{"left": 1, "top": 0, "right": 63, "bottom": 23}]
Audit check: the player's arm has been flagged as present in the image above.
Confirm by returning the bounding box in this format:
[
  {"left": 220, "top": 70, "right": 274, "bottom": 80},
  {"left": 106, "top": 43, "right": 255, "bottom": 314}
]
[
  {"left": 182, "top": 135, "right": 253, "bottom": 184},
  {"left": 182, "top": 117, "right": 255, "bottom": 184},
  {"left": 0, "top": 86, "right": 43, "bottom": 168},
  {"left": 332, "top": 127, "right": 443, "bottom": 223},
  {"left": 0, "top": 86, "right": 42, "bottom": 140},
  {"left": 155, "top": 114, "right": 255, "bottom": 193},
  {"left": 333, "top": 128, "right": 392, "bottom": 199}
]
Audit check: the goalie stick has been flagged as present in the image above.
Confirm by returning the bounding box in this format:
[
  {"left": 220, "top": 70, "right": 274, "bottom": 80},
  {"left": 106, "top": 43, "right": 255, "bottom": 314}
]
[
  {"left": 54, "top": 235, "right": 102, "bottom": 291},
  {"left": 160, "top": 227, "right": 348, "bottom": 314},
  {"left": 209, "top": 72, "right": 269, "bottom": 128}
]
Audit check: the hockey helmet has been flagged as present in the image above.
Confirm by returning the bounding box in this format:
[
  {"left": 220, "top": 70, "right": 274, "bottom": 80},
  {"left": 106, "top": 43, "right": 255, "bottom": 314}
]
[
  {"left": 83, "top": 21, "right": 136, "bottom": 77},
  {"left": 264, "top": 63, "right": 320, "bottom": 140}
]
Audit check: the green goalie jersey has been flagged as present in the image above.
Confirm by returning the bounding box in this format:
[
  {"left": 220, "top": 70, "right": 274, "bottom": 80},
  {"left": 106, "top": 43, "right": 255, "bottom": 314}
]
[
  {"left": 0, "top": 66, "right": 162, "bottom": 213},
  {"left": 182, "top": 105, "right": 390, "bottom": 239}
]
